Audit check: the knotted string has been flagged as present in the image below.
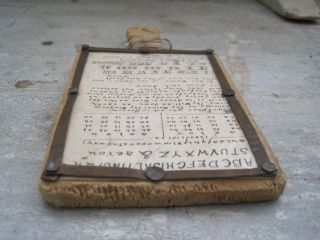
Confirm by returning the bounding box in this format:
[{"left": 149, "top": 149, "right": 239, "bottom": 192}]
[
  {"left": 126, "top": 27, "right": 172, "bottom": 50},
  {"left": 125, "top": 37, "right": 172, "bottom": 50}
]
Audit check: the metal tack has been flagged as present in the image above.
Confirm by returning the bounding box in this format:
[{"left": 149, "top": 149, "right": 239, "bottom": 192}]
[
  {"left": 46, "top": 162, "right": 59, "bottom": 173},
  {"left": 206, "top": 49, "right": 214, "bottom": 54},
  {"left": 262, "top": 162, "right": 277, "bottom": 174},
  {"left": 82, "top": 44, "right": 90, "bottom": 50},
  {"left": 139, "top": 48, "right": 150, "bottom": 54},
  {"left": 69, "top": 87, "right": 78, "bottom": 95},
  {"left": 145, "top": 167, "right": 166, "bottom": 182},
  {"left": 222, "top": 88, "right": 235, "bottom": 97}
]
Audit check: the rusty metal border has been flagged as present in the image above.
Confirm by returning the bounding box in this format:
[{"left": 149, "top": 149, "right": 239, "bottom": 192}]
[{"left": 42, "top": 45, "right": 277, "bottom": 182}]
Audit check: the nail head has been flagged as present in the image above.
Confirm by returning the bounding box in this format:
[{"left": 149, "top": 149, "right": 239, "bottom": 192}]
[
  {"left": 46, "top": 162, "right": 59, "bottom": 173},
  {"left": 223, "top": 88, "right": 235, "bottom": 97},
  {"left": 69, "top": 87, "right": 78, "bottom": 95},
  {"left": 262, "top": 162, "right": 277, "bottom": 174},
  {"left": 145, "top": 167, "right": 166, "bottom": 182}
]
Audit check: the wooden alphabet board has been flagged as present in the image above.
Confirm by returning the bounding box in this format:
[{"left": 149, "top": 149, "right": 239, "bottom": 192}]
[{"left": 39, "top": 46, "right": 286, "bottom": 207}]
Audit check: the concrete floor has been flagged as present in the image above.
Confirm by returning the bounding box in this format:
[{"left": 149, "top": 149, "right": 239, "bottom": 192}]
[{"left": 0, "top": 0, "right": 319, "bottom": 239}]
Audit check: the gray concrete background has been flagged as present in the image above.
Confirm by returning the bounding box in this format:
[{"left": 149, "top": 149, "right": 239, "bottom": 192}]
[{"left": 0, "top": 0, "right": 319, "bottom": 239}]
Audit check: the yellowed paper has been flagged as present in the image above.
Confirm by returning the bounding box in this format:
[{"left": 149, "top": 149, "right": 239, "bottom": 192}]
[{"left": 62, "top": 52, "right": 257, "bottom": 171}]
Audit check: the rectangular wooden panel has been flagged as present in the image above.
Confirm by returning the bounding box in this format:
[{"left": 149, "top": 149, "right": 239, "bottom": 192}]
[{"left": 39, "top": 46, "right": 286, "bottom": 207}]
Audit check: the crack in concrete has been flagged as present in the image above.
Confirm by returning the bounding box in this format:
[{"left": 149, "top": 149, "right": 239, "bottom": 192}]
[{"left": 6, "top": 5, "right": 34, "bottom": 28}]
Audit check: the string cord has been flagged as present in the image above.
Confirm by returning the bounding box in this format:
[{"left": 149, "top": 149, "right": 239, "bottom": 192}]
[{"left": 125, "top": 37, "right": 172, "bottom": 50}]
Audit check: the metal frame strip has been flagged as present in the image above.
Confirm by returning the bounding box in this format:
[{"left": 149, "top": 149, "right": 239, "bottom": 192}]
[{"left": 42, "top": 46, "right": 277, "bottom": 182}]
